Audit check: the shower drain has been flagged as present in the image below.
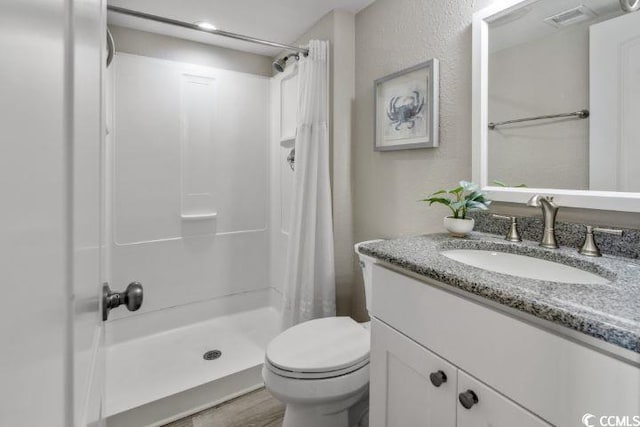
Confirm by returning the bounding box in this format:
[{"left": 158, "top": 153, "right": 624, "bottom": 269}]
[{"left": 203, "top": 350, "right": 222, "bottom": 361}]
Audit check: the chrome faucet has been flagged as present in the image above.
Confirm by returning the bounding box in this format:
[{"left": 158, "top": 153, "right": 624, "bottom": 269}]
[{"left": 527, "top": 195, "right": 559, "bottom": 249}]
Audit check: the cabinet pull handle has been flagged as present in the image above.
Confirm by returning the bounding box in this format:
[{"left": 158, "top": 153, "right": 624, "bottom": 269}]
[
  {"left": 459, "top": 390, "right": 479, "bottom": 409},
  {"left": 429, "top": 370, "right": 447, "bottom": 387}
]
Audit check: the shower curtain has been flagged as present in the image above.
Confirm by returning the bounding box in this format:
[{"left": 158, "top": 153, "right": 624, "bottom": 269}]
[{"left": 281, "top": 40, "right": 336, "bottom": 328}]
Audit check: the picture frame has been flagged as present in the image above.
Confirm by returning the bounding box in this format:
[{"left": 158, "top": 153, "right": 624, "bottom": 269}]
[{"left": 374, "top": 59, "right": 439, "bottom": 151}]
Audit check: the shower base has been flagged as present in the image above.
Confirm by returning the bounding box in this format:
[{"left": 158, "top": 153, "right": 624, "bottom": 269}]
[{"left": 105, "top": 288, "right": 282, "bottom": 427}]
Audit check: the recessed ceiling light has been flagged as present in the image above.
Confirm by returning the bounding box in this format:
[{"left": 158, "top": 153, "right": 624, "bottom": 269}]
[{"left": 195, "top": 21, "right": 216, "bottom": 31}]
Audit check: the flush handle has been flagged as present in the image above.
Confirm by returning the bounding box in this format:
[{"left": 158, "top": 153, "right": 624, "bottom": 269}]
[
  {"left": 429, "top": 370, "right": 447, "bottom": 387},
  {"left": 102, "top": 282, "right": 144, "bottom": 321},
  {"left": 459, "top": 390, "right": 479, "bottom": 409}
]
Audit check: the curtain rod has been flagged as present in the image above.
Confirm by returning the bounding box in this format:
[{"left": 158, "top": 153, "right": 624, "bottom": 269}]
[{"left": 107, "top": 5, "right": 309, "bottom": 56}]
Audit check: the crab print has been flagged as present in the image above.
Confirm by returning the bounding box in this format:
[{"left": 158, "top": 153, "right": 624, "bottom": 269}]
[{"left": 386, "top": 91, "right": 425, "bottom": 131}]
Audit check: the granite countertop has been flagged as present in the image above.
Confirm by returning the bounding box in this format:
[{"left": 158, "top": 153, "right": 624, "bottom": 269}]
[{"left": 360, "top": 232, "right": 640, "bottom": 354}]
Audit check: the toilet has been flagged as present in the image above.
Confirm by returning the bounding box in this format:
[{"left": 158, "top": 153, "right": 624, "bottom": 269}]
[{"left": 262, "top": 240, "right": 381, "bottom": 427}]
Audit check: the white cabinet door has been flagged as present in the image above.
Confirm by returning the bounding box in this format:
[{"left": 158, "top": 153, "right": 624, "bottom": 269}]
[
  {"left": 370, "top": 319, "right": 457, "bottom": 427},
  {"left": 590, "top": 11, "right": 640, "bottom": 192},
  {"left": 457, "top": 371, "right": 551, "bottom": 427}
]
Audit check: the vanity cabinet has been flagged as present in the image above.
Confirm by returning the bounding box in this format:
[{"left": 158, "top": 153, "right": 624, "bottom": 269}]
[
  {"left": 371, "top": 320, "right": 550, "bottom": 427},
  {"left": 456, "top": 371, "right": 549, "bottom": 427},
  {"left": 370, "top": 319, "right": 457, "bottom": 427},
  {"left": 369, "top": 265, "right": 640, "bottom": 427}
]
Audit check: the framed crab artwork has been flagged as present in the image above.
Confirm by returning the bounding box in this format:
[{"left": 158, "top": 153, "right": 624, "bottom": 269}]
[{"left": 374, "top": 59, "right": 439, "bottom": 151}]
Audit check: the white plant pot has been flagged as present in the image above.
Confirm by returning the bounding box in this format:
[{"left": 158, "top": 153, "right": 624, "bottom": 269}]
[{"left": 443, "top": 216, "right": 475, "bottom": 237}]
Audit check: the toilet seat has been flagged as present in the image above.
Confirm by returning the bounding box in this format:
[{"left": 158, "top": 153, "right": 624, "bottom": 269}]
[
  {"left": 265, "top": 356, "right": 369, "bottom": 379},
  {"left": 265, "top": 317, "right": 370, "bottom": 380},
  {"left": 262, "top": 362, "right": 370, "bottom": 406}
]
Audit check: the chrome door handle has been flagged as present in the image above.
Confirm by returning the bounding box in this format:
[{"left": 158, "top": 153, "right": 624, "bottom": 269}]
[{"left": 102, "top": 282, "right": 143, "bottom": 321}]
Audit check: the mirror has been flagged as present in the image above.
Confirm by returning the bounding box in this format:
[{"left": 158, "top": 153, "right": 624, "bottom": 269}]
[{"left": 473, "top": 0, "right": 640, "bottom": 211}]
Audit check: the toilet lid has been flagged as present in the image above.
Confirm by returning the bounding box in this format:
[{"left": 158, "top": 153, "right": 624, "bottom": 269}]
[{"left": 266, "top": 317, "right": 370, "bottom": 374}]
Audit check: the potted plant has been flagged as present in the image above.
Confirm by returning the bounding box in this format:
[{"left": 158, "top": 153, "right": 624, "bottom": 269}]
[{"left": 422, "top": 181, "right": 491, "bottom": 237}]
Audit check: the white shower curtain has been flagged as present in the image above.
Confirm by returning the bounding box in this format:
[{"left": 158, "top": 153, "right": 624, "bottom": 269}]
[{"left": 281, "top": 40, "right": 336, "bottom": 329}]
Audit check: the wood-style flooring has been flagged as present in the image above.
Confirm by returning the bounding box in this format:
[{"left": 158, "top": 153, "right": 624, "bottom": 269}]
[{"left": 164, "top": 388, "right": 284, "bottom": 427}]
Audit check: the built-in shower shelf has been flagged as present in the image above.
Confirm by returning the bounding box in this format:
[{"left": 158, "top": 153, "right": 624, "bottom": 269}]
[{"left": 181, "top": 212, "right": 218, "bottom": 221}]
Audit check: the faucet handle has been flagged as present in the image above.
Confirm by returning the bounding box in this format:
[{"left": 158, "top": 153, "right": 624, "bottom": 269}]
[
  {"left": 491, "top": 214, "right": 522, "bottom": 242},
  {"left": 579, "top": 225, "right": 623, "bottom": 257}
]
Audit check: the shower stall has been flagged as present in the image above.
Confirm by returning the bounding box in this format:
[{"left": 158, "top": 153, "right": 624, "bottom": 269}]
[
  {"left": 103, "top": 10, "right": 304, "bottom": 427},
  {"left": 0, "top": 0, "right": 338, "bottom": 424}
]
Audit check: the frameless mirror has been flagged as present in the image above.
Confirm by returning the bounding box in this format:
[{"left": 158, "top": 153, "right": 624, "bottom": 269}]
[{"left": 473, "top": 0, "right": 640, "bottom": 211}]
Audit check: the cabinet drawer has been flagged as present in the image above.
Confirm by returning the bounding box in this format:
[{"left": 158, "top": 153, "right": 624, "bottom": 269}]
[
  {"left": 370, "top": 319, "right": 457, "bottom": 427},
  {"left": 371, "top": 265, "right": 640, "bottom": 427},
  {"left": 457, "top": 371, "right": 551, "bottom": 427}
]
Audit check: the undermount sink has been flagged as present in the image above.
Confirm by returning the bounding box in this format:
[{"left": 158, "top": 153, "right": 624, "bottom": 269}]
[{"left": 441, "top": 249, "right": 609, "bottom": 285}]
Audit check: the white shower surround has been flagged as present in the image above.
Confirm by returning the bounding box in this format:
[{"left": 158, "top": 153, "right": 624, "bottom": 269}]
[{"left": 104, "top": 53, "right": 290, "bottom": 424}]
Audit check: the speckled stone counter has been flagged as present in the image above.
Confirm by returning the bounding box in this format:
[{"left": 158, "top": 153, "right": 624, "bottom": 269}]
[
  {"left": 469, "top": 210, "right": 640, "bottom": 259},
  {"left": 360, "top": 233, "right": 640, "bottom": 353}
]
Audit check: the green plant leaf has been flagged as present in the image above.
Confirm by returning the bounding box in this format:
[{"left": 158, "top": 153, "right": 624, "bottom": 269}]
[
  {"left": 467, "top": 191, "right": 482, "bottom": 201},
  {"left": 450, "top": 201, "right": 465, "bottom": 211},
  {"left": 468, "top": 201, "right": 489, "bottom": 210},
  {"left": 460, "top": 181, "right": 479, "bottom": 192},
  {"left": 423, "top": 181, "right": 490, "bottom": 217},
  {"left": 423, "top": 197, "right": 451, "bottom": 206},
  {"left": 492, "top": 179, "right": 528, "bottom": 188}
]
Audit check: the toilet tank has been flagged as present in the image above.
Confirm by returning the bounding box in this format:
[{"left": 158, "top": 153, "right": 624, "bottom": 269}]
[{"left": 354, "top": 240, "right": 383, "bottom": 315}]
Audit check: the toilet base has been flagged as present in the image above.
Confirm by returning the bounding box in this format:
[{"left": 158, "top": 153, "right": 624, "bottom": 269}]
[
  {"left": 281, "top": 389, "right": 368, "bottom": 427},
  {"left": 262, "top": 350, "right": 371, "bottom": 427},
  {"left": 282, "top": 403, "right": 348, "bottom": 427}
]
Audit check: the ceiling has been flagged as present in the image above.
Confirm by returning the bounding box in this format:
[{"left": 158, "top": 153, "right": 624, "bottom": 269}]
[
  {"left": 489, "top": 0, "right": 623, "bottom": 53},
  {"left": 107, "top": 0, "right": 375, "bottom": 57}
]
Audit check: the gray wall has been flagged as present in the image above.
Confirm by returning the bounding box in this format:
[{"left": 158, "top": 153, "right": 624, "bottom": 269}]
[
  {"left": 109, "top": 25, "right": 273, "bottom": 76},
  {"left": 350, "top": 0, "right": 640, "bottom": 320},
  {"left": 352, "top": 0, "right": 493, "bottom": 319}
]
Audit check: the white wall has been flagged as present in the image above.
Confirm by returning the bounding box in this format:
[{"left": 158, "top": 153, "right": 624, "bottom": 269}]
[
  {"left": 109, "top": 25, "right": 273, "bottom": 77},
  {"left": 488, "top": 24, "right": 589, "bottom": 190},
  {"left": 73, "top": 0, "right": 105, "bottom": 425},
  {"left": 0, "top": 0, "right": 105, "bottom": 425},
  {"left": 107, "top": 54, "right": 270, "bottom": 322},
  {"left": 0, "top": 1, "right": 70, "bottom": 426}
]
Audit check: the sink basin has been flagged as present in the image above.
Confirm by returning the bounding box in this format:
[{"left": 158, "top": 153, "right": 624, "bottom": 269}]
[{"left": 441, "top": 249, "right": 609, "bottom": 285}]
